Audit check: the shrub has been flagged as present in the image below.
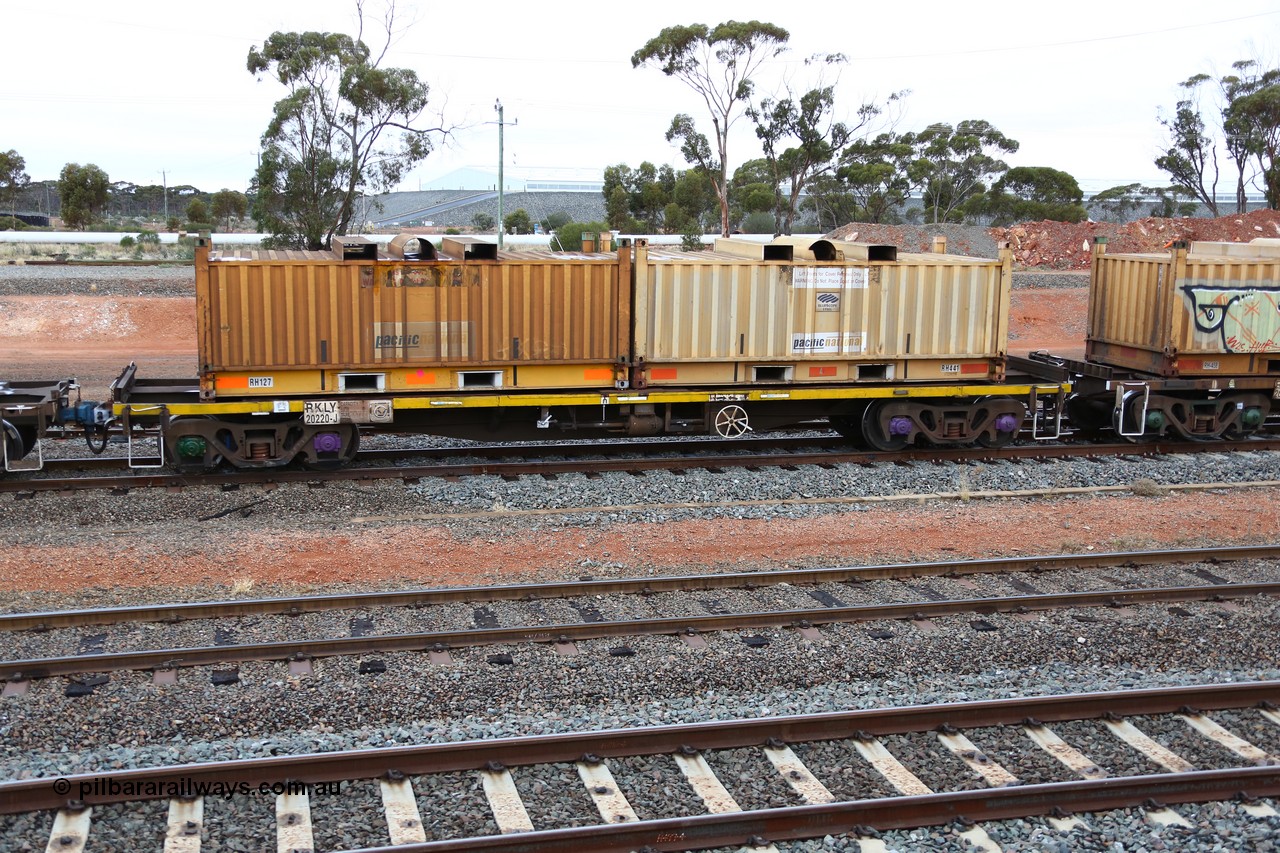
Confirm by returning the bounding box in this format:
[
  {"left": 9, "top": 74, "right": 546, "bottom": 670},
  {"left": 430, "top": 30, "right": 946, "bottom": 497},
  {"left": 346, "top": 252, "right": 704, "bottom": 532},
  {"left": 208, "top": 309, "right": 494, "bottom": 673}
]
[
  {"left": 137, "top": 229, "right": 161, "bottom": 246},
  {"left": 542, "top": 211, "right": 572, "bottom": 232},
  {"left": 119, "top": 235, "right": 137, "bottom": 248},
  {"left": 681, "top": 228, "right": 706, "bottom": 252},
  {"left": 740, "top": 211, "right": 775, "bottom": 234},
  {"left": 551, "top": 221, "right": 609, "bottom": 252}
]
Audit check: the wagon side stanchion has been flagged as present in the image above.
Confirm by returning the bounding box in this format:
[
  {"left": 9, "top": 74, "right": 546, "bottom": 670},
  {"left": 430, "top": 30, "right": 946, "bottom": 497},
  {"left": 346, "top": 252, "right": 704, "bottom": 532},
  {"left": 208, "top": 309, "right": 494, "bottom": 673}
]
[
  {"left": 1029, "top": 385, "right": 1065, "bottom": 440},
  {"left": 120, "top": 404, "right": 168, "bottom": 470}
]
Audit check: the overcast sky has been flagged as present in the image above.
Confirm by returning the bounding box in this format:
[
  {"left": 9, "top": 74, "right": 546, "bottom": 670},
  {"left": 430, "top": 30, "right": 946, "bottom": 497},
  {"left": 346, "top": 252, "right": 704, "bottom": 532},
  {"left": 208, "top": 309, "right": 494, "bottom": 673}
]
[{"left": 5, "top": 1, "right": 1278, "bottom": 196}]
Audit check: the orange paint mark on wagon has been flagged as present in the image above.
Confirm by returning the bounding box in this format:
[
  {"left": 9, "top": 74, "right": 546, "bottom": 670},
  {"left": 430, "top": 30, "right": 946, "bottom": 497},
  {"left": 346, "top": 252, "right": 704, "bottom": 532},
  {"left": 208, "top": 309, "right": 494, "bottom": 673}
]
[
  {"left": 405, "top": 370, "right": 436, "bottom": 386},
  {"left": 217, "top": 376, "right": 249, "bottom": 389},
  {"left": 583, "top": 368, "right": 615, "bottom": 381},
  {"left": 650, "top": 368, "right": 678, "bottom": 380}
]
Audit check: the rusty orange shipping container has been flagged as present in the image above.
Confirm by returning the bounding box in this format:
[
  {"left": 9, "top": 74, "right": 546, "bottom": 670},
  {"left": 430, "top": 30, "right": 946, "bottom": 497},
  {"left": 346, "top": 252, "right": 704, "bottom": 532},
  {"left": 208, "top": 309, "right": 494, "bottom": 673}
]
[{"left": 195, "top": 237, "right": 631, "bottom": 399}]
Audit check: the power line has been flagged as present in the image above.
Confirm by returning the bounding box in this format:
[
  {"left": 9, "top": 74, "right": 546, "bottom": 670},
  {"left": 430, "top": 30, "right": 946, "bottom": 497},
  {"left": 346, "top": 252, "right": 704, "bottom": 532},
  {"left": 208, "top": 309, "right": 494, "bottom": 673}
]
[{"left": 849, "top": 10, "right": 1280, "bottom": 61}]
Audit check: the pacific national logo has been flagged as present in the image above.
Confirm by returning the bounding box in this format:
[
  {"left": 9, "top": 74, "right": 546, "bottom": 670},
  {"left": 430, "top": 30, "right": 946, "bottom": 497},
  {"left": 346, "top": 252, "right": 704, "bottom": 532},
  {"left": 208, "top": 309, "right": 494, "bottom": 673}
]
[{"left": 816, "top": 292, "right": 840, "bottom": 312}]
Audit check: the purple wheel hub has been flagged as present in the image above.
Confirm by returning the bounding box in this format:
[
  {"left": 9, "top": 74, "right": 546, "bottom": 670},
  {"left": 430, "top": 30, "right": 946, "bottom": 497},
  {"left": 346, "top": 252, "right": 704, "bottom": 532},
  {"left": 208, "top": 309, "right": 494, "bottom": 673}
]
[
  {"left": 994, "top": 413, "right": 1020, "bottom": 433},
  {"left": 313, "top": 432, "right": 343, "bottom": 453},
  {"left": 888, "top": 416, "right": 914, "bottom": 437}
]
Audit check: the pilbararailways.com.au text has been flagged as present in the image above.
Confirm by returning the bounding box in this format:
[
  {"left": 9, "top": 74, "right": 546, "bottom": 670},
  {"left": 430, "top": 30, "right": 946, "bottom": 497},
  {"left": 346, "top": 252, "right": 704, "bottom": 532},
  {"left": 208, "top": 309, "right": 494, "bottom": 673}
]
[{"left": 53, "top": 777, "right": 343, "bottom": 800}]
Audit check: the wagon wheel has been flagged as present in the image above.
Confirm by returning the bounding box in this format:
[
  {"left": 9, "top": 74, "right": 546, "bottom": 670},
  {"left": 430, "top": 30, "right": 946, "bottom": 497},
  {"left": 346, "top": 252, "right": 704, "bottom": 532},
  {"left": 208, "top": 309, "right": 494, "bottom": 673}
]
[
  {"left": 302, "top": 424, "right": 361, "bottom": 470},
  {"left": 165, "top": 416, "right": 225, "bottom": 473},
  {"left": 711, "top": 404, "right": 751, "bottom": 438},
  {"left": 1, "top": 419, "right": 29, "bottom": 462},
  {"left": 975, "top": 397, "right": 1024, "bottom": 448},
  {"left": 861, "top": 400, "right": 911, "bottom": 452}
]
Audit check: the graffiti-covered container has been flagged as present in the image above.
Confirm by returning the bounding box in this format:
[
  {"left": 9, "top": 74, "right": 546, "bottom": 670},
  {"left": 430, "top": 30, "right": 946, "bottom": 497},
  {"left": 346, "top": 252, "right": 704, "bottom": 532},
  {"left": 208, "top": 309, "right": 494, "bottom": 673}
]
[{"left": 1085, "top": 238, "right": 1280, "bottom": 377}]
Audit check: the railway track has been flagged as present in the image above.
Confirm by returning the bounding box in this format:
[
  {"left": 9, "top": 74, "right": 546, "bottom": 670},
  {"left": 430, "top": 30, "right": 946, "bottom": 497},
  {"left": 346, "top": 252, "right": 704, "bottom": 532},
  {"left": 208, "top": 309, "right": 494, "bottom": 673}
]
[
  {"left": 15, "top": 432, "right": 851, "bottom": 475},
  {"left": 6, "top": 435, "right": 1280, "bottom": 495},
  {"left": 3, "top": 682, "right": 1278, "bottom": 851},
  {"left": 3, "top": 545, "right": 1275, "bottom": 687}
]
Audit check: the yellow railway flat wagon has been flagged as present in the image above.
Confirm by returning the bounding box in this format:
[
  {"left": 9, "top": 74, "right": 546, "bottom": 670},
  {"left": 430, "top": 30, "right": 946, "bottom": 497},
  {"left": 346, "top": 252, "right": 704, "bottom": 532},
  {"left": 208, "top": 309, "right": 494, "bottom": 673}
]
[
  {"left": 195, "top": 236, "right": 631, "bottom": 400},
  {"left": 1087, "top": 237, "right": 1280, "bottom": 378},
  {"left": 631, "top": 238, "right": 1011, "bottom": 388}
]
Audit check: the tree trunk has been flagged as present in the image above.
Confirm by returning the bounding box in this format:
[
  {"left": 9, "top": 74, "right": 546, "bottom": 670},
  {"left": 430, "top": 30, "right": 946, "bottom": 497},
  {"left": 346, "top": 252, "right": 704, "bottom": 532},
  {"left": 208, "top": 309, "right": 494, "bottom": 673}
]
[{"left": 715, "top": 179, "right": 730, "bottom": 237}]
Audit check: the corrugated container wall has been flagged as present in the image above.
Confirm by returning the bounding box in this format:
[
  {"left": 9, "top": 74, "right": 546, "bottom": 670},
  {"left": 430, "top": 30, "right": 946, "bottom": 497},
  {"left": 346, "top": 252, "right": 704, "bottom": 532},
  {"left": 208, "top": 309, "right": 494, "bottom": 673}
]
[
  {"left": 196, "top": 245, "right": 630, "bottom": 374},
  {"left": 633, "top": 245, "right": 1009, "bottom": 365},
  {"left": 1087, "top": 239, "right": 1280, "bottom": 375}
]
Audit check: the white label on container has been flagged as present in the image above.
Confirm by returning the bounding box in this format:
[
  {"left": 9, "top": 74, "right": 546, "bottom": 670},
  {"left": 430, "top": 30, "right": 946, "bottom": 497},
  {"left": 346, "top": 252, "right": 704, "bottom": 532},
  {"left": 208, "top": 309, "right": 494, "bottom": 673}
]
[
  {"left": 792, "top": 268, "right": 868, "bottom": 289},
  {"left": 273, "top": 400, "right": 291, "bottom": 413},
  {"left": 1202, "top": 360, "right": 1220, "bottom": 370},
  {"left": 304, "top": 400, "right": 341, "bottom": 425},
  {"left": 790, "top": 332, "right": 866, "bottom": 354},
  {"left": 248, "top": 376, "right": 274, "bottom": 388},
  {"left": 816, "top": 292, "right": 840, "bottom": 312}
]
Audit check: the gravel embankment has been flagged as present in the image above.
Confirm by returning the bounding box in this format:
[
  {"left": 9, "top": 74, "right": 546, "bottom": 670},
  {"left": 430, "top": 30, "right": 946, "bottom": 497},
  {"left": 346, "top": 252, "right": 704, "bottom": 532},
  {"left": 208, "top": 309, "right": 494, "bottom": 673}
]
[
  {"left": 8, "top": 443, "right": 1280, "bottom": 540},
  {"left": 0, "top": 264, "right": 194, "bottom": 297}
]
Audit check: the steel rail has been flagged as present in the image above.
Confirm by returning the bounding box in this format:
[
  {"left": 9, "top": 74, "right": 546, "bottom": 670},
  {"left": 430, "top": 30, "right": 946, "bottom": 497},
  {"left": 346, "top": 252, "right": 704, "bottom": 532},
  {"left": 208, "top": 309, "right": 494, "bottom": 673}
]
[
  {"left": 5, "top": 581, "right": 1276, "bottom": 680},
  {"left": 6, "top": 437, "right": 1280, "bottom": 494},
  {"left": 1, "top": 681, "right": 1275, "bottom": 814},
  {"left": 30, "top": 433, "right": 851, "bottom": 474},
  {"left": 4, "top": 544, "right": 1274, "bottom": 632},
  {"left": 347, "top": 769, "right": 1280, "bottom": 852}
]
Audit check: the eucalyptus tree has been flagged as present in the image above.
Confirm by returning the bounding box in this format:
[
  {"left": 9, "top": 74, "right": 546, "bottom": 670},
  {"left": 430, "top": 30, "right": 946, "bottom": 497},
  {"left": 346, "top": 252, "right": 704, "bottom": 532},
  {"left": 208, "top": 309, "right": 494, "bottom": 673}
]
[
  {"left": 1155, "top": 75, "right": 1221, "bottom": 215},
  {"left": 0, "top": 150, "right": 30, "bottom": 222},
  {"left": 247, "top": 3, "right": 446, "bottom": 249},
  {"left": 632, "top": 21, "right": 790, "bottom": 236},
  {"left": 57, "top": 163, "right": 109, "bottom": 230},
  {"left": 746, "top": 55, "right": 898, "bottom": 235},
  {"left": 906, "top": 120, "right": 1019, "bottom": 223}
]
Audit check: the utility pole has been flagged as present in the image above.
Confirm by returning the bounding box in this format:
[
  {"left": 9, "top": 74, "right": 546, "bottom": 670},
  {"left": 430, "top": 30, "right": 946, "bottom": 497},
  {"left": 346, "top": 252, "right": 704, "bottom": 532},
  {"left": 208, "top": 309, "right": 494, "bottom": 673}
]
[
  {"left": 493, "top": 100, "right": 517, "bottom": 248},
  {"left": 160, "top": 170, "right": 169, "bottom": 224}
]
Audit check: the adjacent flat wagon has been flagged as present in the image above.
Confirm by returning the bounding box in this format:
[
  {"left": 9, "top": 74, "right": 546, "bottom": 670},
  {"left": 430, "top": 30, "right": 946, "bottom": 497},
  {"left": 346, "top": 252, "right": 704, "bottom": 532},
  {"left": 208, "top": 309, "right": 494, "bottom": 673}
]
[{"left": 1016, "top": 237, "right": 1280, "bottom": 440}]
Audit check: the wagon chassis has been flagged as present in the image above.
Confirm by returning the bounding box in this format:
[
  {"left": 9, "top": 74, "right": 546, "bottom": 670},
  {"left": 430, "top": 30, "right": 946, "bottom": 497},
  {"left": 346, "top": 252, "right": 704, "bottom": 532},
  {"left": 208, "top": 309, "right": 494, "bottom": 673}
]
[
  {"left": 1013, "top": 351, "right": 1277, "bottom": 441},
  {"left": 101, "top": 362, "right": 1066, "bottom": 472}
]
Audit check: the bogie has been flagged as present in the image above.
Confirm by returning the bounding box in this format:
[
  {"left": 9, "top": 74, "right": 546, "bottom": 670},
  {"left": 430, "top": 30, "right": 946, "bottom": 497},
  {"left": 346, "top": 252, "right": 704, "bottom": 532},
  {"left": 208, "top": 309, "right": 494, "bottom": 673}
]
[{"left": 854, "top": 397, "right": 1026, "bottom": 451}]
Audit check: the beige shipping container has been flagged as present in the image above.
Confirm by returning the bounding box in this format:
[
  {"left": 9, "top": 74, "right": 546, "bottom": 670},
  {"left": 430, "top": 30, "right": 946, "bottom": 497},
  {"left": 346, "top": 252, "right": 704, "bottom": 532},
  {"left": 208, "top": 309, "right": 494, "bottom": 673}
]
[
  {"left": 195, "top": 240, "right": 631, "bottom": 397},
  {"left": 631, "top": 241, "right": 1010, "bottom": 386},
  {"left": 1086, "top": 238, "right": 1280, "bottom": 377}
]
